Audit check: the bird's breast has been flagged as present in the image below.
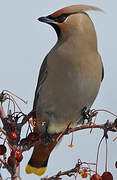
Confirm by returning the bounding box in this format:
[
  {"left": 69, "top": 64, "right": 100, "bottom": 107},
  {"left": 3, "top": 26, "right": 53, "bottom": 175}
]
[{"left": 37, "top": 49, "right": 102, "bottom": 133}]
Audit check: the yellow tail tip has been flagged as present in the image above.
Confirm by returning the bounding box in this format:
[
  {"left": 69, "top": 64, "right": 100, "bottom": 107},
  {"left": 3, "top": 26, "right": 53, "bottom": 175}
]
[{"left": 25, "top": 164, "right": 47, "bottom": 176}]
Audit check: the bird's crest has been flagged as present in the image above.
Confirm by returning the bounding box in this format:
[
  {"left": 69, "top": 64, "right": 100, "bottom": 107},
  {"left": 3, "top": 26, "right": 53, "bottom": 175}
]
[{"left": 51, "top": 5, "right": 103, "bottom": 17}]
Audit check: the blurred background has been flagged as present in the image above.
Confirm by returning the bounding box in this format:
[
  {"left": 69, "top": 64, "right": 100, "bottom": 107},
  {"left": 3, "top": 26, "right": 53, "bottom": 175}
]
[{"left": 0, "top": 0, "right": 117, "bottom": 179}]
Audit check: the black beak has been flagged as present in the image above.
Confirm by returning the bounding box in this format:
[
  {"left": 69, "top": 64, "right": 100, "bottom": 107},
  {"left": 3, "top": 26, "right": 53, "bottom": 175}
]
[{"left": 38, "top": 16, "right": 55, "bottom": 24}]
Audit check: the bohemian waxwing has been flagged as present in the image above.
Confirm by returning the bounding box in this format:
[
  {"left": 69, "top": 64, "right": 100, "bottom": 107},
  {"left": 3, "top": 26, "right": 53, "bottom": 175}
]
[{"left": 26, "top": 4, "right": 104, "bottom": 176}]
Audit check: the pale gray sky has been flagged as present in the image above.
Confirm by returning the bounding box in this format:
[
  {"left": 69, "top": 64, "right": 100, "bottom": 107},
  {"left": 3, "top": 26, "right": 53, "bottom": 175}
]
[{"left": 0, "top": 0, "right": 117, "bottom": 179}]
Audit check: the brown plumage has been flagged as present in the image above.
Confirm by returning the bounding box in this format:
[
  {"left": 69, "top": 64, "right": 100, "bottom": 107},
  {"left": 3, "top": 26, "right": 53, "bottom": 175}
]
[{"left": 25, "top": 4, "right": 104, "bottom": 176}]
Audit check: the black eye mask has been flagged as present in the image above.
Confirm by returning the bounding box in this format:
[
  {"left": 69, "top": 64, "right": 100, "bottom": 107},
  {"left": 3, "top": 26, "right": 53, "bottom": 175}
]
[{"left": 47, "top": 13, "right": 69, "bottom": 23}]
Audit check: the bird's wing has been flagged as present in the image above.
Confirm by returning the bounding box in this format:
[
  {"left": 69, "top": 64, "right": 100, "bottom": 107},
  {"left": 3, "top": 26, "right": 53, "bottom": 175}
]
[{"left": 33, "top": 55, "right": 48, "bottom": 116}]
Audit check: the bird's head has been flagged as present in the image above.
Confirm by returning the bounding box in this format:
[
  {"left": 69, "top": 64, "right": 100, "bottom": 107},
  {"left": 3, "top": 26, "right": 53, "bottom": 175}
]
[{"left": 38, "top": 5, "right": 103, "bottom": 45}]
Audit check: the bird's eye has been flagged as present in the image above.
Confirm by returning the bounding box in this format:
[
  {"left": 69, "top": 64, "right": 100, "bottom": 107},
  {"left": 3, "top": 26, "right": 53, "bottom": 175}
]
[
  {"left": 56, "top": 14, "right": 68, "bottom": 23},
  {"left": 48, "top": 14, "right": 69, "bottom": 23}
]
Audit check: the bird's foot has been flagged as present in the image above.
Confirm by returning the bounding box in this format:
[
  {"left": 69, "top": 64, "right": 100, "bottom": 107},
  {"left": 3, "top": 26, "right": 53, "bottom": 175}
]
[{"left": 81, "top": 106, "right": 96, "bottom": 124}]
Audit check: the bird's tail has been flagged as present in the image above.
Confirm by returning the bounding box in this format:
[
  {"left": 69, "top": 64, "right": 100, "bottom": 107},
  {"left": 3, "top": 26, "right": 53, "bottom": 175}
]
[{"left": 25, "top": 140, "right": 57, "bottom": 176}]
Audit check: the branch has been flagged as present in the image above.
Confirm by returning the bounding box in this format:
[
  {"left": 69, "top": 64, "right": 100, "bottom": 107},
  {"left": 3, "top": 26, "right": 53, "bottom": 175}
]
[
  {"left": 41, "top": 160, "right": 96, "bottom": 180},
  {"left": 0, "top": 102, "right": 6, "bottom": 120},
  {"left": 11, "top": 166, "right": 20, "bottom": 180},
  {"left": 0, "top": 90, "right": 117, "bottom": 180},
  {"left": 19, "top": 119, "right": 117, "bottom": 154},
  {"left": 66, "top": 122, "right": 116, "bottom": 134},
  {"left": 0, "top": 157, "right": 13, "bottom": 175}
]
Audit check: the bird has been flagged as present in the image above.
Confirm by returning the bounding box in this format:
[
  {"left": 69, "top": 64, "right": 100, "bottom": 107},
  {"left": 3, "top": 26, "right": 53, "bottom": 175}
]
[{"left": 25, "top": 4, "right": 104, "bottom": 176}]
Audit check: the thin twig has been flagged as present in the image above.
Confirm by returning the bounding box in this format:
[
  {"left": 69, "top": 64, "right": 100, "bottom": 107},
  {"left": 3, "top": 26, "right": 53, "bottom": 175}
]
[
  {"left": 0, "top": 157, "right": 13, "bottom": 175},
  {"left": 0, "top": 127, "right": 6, "bottom": 136},
  {"left": 96, "top": 136, "right": 104, "bottom": 174},
  {"left": 20, "top": 111, "right": 33, "bottom": 126},
  {"left": 66, "top": 121, "right": 117, "bottom": 134},
  {"left": 41, "top": 167, "right": 77, "bottom": 180},
  {"left": 0, "top": 173, "right": 3, "bottom": 180},
  {"left": 67, "top": 124, "right": 105, "bottom": 134},
  {"left": 0, "top": 102, "right": 6, "bottom": 120},
  {"left": 41, "top": 160, "right": 96, "bottom": 180},
  {"left": 105, "top": 138, "right": 108, "bottom": 172},
  {"left": 11, "top": 166, "right": 21, "bottom": 180}
]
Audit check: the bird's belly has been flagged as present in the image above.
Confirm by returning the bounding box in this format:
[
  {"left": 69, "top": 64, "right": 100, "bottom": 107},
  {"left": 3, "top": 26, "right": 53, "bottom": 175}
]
[{"left": 37, "top": 69, "right": 101, "bottom": 134}]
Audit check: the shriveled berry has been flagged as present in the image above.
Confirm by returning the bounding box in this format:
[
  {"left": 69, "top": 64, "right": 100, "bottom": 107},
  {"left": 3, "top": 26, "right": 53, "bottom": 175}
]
[
  {"left": 11, "top": 149, "right": 23, "bottom": 162},
  {"left": 114, "top": 119, "right": 117, "bottom": 128},
  {"left": 27, "top": 132, "right": 39, "bottom": 142},
  {"left": 115, "top": 161, "right": 117, "bottom": 168},
  {"left": 0, "top": 145, "right": 7, "bottom": 155},
  {"left": 90, "top": 174, "right": 102, "bottom": 180},
  {"left": 80, "top": 170, "right": 89, "bottom": 178},
  {"left": 9, "top": 131, "right": 18, "bottom": 141},
  {"left": 101, "top": 172, "right": 113, "bottom": 180},
  {"left": 7, "top": 156, "right": 19, "bottom": 167}
]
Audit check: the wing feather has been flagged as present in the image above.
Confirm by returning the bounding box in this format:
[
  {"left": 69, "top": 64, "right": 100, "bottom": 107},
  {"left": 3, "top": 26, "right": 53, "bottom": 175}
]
[{"left": 33, "top": 55, "right": 48, "bottom": 116}]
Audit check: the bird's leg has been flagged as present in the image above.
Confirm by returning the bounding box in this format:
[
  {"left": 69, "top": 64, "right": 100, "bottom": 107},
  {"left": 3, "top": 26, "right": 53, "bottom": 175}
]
[{"left": 81, "top": 106, "right": 96, "bottom": 124}]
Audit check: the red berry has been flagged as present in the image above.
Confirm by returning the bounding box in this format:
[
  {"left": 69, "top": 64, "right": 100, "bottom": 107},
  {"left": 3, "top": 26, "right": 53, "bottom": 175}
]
[
  {"left": 11, "top": 150, "right": 23, "bottom": 162},
  {"left": 9, "top": 131, "right": 18, "bottom": 141},
  {"left": 8, "top": 156, "right": 15, "bottom": 167},
  {"left": 101, "top": 172, "right": 113, "bottom": 180},
  {"left": 27, "top": 132, "right": 39, "bottom": 142},
  {"left": 7, "top": 156, "right": 19, "bottom": 167},
  {"left": 115, "top": 161, "right": 117, "bottom": 168},
  {"left": 90, "top": 174, "right": 102, "bottom": 180},
  {"left": 0, "top": 145, "right": 7, "bottom": 155}
]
